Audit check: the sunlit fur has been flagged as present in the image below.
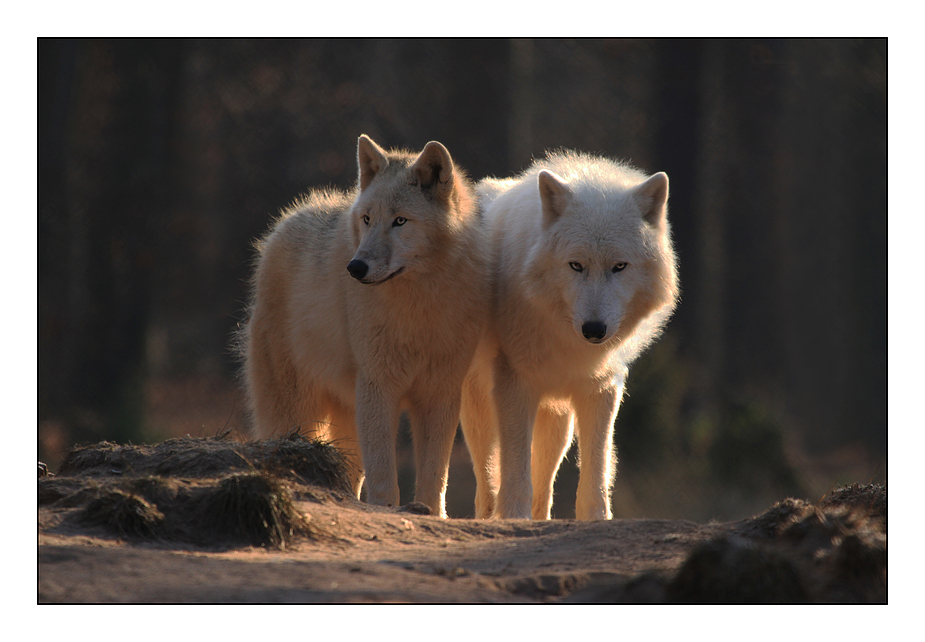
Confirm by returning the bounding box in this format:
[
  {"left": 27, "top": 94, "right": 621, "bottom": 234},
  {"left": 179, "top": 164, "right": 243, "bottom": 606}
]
[
  {"left": 241, "top": 135, "right": 489, "bottom": 518},
  {"left": 461, "top": 151, "right": 678, "bottom": 520}
]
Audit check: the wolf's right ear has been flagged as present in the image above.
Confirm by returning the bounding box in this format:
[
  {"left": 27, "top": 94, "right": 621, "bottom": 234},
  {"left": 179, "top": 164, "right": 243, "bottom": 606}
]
[
  {"left": 538, "top": 170, "right": 571, "bottom": 229},
  {"left": 358, "top": 135, "right": 388, "bottom": 191},
  {"left": 633, "top": 172, "right": 669, "bottom": 229}
]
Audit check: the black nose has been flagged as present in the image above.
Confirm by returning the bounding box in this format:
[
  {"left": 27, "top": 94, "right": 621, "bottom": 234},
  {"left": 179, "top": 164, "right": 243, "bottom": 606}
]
[
  {"left": 581, "top": 321, "right": 607, "bottom": 341},
  {"left": 347, "top": 259, "right": 369, "bottom": 280}
]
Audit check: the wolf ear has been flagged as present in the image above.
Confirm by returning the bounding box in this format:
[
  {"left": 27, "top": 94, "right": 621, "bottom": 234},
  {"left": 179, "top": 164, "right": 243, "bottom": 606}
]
[
  {"left": 538, "top": 170, "right": 571, "bottom": 229},
  {"left": 633, "top": 172, "right": 669, "bottom": 228},
  {"left": 357, "top": 135, "right": 389, "bottom": 191},
  {"left": 411, "top": 141, "right": 455, "bottom": 201}
]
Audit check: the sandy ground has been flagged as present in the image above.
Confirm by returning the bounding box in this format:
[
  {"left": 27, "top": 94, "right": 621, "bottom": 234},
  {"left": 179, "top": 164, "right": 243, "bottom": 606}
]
[
  {"left": 37, "top": 439, "right": 886, "bottom": 604},
  {"left": 40, "top": 489, "right": 735, "bottom": 603}
]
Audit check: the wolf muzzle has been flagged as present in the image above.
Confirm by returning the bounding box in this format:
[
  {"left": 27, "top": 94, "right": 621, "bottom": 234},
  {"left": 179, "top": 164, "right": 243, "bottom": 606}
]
[{"left": 347, "top": 259, "right": 405, "bottom": 285}]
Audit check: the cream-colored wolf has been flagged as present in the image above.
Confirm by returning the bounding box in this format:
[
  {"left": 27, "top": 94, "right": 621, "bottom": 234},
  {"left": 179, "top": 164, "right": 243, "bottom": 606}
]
[
  {"left": 242, "top": 135, "right": 488, "bottom": 518},
  {"left": 461, "top": 151, "right": 679, "bottom": 520}
]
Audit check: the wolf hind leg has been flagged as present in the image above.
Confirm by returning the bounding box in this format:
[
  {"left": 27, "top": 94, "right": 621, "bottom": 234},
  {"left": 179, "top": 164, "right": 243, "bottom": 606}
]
[
  {"left": 244, "top": 322, "right": 319, "bottom": 440},
  {"left": 249, "top": 373, "right": 326, "bottom": 441},
  {"left": 244, "top": 350, "right": 295, "bottom": 440},
  {"left": 531, "top": 404, "right": 574, "bottom": 520}
]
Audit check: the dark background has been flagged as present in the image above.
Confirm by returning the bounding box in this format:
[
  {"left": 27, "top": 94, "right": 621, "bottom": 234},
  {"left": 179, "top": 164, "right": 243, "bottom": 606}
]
[{"left": 38, "top": 38, "right": 886, "bottom": 520}]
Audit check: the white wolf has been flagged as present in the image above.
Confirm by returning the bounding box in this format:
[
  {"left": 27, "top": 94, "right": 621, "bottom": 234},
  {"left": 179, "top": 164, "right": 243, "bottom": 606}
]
[
  {"left": 242, "top": 135, "right": 489, "bottom": 518},
  {"left": 461, "top": 151, "right": 679, "bottom": 520}
]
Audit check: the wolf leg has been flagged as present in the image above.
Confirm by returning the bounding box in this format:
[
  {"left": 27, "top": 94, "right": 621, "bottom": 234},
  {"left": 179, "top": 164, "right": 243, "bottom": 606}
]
[
  {"left": 326, "top": 405, "right": 365, "bottom": 499},
  {"left": 493, "top": 353, "right": 538, "bottom": 519},
  {"left": 573, "top": 382, "right": 623, "bottom": 520},
  {"left": 531, "top": 405, "right": 574, "bottom": 520},
  {"left": 250, "top": 371, "right": 327, "bottom": 442},
  {"left": 354, "top": 378, "right": 401, "bottom": 508},
  {"left": 245, "top": 320, "right": 304, "bottom": 439},
  {"left": 460, "top": 374, "right": 499, "bottom": 519},
  {"left": 409, "top": 396, "right": 462, "bottom": 519}
]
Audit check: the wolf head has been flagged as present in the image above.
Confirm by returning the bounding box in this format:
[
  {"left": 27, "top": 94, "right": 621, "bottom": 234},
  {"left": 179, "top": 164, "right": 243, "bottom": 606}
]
[
  {"left": 346, "top": 135, "right": 473, "bottom": 285},
  {"left": 530, "top": 161, "right": 678, "bottom": 350}
]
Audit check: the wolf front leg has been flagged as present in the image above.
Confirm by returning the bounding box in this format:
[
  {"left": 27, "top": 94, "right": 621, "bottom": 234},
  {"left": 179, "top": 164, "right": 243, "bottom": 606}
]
[
  {"left": 408, "top": 396, "right": 462, "bottom": 518},
  {"left": 460, "top": 372, "right": 499, "bottom": 519},
  {"left": 354, "top": 378, "right": 401, "bottom": 508},
  {"left": 572, "top": 381, "right": 623, "bottom": 520},
  {"left": 493, "top": 353, "right": 539, "bottom": 520},
  {"left": 530, "top": 404, "right": 575, "bottom": 520}
]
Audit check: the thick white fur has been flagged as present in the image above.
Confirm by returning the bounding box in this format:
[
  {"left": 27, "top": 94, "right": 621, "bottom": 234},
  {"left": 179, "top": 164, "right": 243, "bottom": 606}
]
[
  {"left": 242, "top": 135, "right": 489, "bottom": 518},
  {"left": 461, "top": 151, "right": 678, "bottom": 520}
]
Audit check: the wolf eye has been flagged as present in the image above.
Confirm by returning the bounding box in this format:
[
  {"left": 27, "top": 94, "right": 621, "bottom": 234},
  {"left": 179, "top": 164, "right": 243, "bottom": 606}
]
[
  {"left": 362, "top": 214, "right": 370, "bottom": 226},
  {"left": 569, "top": 261, "right": 583, "bottom": 272},
  {"left": 393, "top": 216, "right": 407, "bottom": 227},
  {"left": 612, "top": 262, "right": 628, "bottom": 273}
]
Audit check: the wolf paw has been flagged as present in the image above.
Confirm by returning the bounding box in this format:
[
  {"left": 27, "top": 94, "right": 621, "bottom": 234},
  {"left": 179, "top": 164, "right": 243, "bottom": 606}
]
[{"left": 396, "top": 501, "right": 433, "bottom": 515}]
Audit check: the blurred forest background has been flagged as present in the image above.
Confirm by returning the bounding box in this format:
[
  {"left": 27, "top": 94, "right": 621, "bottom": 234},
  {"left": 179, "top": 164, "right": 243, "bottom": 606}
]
[{"left": 38, "top": 38, "right": 886, "bottom": 521}]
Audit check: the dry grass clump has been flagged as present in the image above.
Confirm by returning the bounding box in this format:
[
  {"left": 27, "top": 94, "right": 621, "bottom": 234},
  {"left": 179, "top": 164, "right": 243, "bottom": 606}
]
[
  {"left": 667, "top": 535, "right": 811, "bottom": 603},
  {"left": 819, "top": 482, "right": 887, "bottom": 529},
  {"left": 78, "top": 489, "right": 165, "bottom": 539},
  {"left": 193, "top": 472, "right": 311, "bottom": 548},
  {"left": 261, "top": 436, "right": 353, "bottom": 492},
  {"left": 732, "top": 497, "right": 813, "bottom": 540},
  {"left": 123, "top": 475, "right": 181, "bottom": 507},
  {"left": 39, "top": 478, "right": 87, "bottom": 506}
]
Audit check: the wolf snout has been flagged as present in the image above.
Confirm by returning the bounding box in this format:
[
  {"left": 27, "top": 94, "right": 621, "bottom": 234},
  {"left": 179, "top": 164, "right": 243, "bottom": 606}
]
[
  {"left": 581, "top": 320, "right": 607, "bottom": 342},
  {"left": 347, "top": 259, "right": 369, "bottom": 280}
]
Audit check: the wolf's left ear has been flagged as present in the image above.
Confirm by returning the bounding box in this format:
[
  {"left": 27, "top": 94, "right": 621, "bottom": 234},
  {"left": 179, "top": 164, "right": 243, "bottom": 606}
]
[
  {"left": 411, "top": 141, "right": 455, "bottom": 201},
  {"left": 358, "top": 135, "right": 389, "bottom": 191},
  {"left": 633, "top": 172, "right": 669, "bottom": 228}
]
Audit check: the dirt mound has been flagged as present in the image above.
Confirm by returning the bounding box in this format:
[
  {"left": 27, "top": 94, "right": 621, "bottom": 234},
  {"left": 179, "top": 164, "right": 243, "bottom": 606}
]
[
  {"left": 566, "top": 484, "right": 886, "bottom": 603},
  {"left": 40, "top": 434, "right": 351, "bottom": 549},
  {"left": 53, "top": 433, "right": 352, "bottom": 490}
]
